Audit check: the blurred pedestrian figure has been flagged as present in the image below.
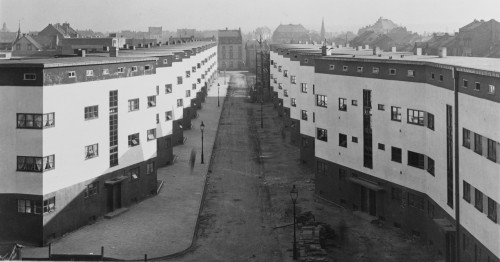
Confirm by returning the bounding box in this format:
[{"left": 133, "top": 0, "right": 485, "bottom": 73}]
[{"left": 190, "top": 149, "right": 197, "bottom": 173}]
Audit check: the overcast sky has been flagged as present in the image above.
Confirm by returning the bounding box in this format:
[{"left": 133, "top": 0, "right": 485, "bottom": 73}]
[{"left": 1, "top": 0, "right": 499, "bottom": 34}]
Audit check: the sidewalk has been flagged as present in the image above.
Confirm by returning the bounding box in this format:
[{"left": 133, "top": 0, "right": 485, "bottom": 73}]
[{"left": 22, "top": 76, "right": 230, "bottom": 260}]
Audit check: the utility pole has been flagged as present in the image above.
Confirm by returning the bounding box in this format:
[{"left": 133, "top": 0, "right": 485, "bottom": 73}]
[{"left": 257, "top": 35, "right": 264, "bottom": 128}]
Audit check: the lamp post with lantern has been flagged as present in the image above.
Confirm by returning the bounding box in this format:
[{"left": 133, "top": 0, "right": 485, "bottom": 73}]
[{"left": 200, "top": 121, "right": 205, "bottom": 164}]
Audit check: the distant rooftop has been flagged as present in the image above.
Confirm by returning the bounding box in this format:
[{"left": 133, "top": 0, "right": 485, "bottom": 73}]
[{"left": 0, "top": 41, "right": 215, "bottom": 68}]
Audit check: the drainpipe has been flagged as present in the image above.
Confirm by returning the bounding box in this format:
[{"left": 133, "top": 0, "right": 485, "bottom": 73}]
[{"left": 453, "top": 67, "right": 461, "bottom": 262}]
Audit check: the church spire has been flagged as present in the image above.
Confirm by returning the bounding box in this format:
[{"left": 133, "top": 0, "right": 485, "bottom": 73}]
[
  {"left": 320, "top": 17, "right": 325, "bottom": 41},
  {"left": 15, "top": 20, "right": 21, "bottom": 42}
]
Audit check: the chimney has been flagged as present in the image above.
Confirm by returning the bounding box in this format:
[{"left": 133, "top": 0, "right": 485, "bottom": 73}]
[
  {"left": 78, "top": 49, "right": 86, "bottom": 57},
  {"left": 321, "top": 42, "right": 331, "bottom": 56},
  {"left": 365, "top": 45, "right": 369, "bottom": 49},
  {"left": 391, "top": 46, "right": 397, "bottom": 52},
  {"left": 415, "top": 48, "right": 422, "bottom": 56},
  {"left": 373, "top": 47, "right": 381, "bottom": 55},
  {"left": 346, "top": 43, "right": 350, "bottom": 47},
  {"left": 110, "top": 46, "right": 118, "bottom": 57},
  {"left": 357, "top": 46, "right": 362, "bottom": 50},
  {"left": 103, "top": 46, "right": 110, "bottom": 52},
  {"left": 123, "top": 44, "right": 129, "bottom": 49},
  {"left": 439, "top": 47, "right": 447, "bottom": 58}
]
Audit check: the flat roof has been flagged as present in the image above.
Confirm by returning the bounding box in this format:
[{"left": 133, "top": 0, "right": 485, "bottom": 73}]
[
  {"left": 272, "top": 44, "right": 500, "bottom": 74},
  {"left": 0, "top": 41, "right": 215, "bottom": 68}
]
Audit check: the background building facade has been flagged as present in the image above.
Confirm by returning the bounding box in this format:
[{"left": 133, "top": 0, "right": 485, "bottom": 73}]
[{"left": 217, "top": 28, "right": 243, "bottom": 70}]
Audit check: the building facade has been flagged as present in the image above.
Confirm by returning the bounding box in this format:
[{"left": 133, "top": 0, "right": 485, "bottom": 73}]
[
  {"left": 270, "top": 43, "right": 500, "bottom": 262},
  {"left": 0, "top": 41, "right": 218, "bottom": 246},
  {"left": 217, "top": 28, "right": 243, "bottom": 70}
]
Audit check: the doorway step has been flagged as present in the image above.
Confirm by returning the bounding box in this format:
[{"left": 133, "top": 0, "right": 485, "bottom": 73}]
[{"left": 104, "top": 207, "right": 129, "bottom": 219}]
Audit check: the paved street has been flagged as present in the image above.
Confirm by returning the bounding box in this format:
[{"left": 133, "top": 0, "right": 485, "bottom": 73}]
[{"left": 180, "top": 71, "right": 439, "bottom": 262}]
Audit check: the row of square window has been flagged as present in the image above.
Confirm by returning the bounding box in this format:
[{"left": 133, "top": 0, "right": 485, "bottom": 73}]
[
  {"left": 328, "top": 65, "right": 416, "bottom": 77},
  {"left": 463, "top": 128, "right": 497, "bottom": 163},
  {"left": 315, "top": 130, "right": 435, "bottom": 175},
  {"left": 22, "top": 57, "right": 215, "bottom": 81},
  {"left": 274, "top": 67, "right": 496, "bottom": 95},
  {"left": 462, "top": 79, "right": 495, "bottom": 94},
  {"left": 463, "top": 181, "right": 497, "bottom": 223}
]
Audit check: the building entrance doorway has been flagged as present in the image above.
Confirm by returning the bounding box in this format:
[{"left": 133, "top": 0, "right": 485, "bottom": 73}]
[{"left": 360, "top": 186, "right": 377, "bottom": 216}]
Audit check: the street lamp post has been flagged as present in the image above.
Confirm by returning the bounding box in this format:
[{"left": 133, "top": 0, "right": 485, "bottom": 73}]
[
  {"left": 200, "top": 121, "right": 205, "bottom": 164},
  {"left": 290, "top": 185, "right": 298, "bottom": 260},
  {"left": 217, "top": 83, "right": 220, "bottom": 107}
]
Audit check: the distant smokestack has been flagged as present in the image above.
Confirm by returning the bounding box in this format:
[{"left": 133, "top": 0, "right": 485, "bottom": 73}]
[
  {"left": 415, "top": 48, "right": 422, "bottom": 56},
  {"left": 439, "top": 47, "right": 447, "bottom": 58}
]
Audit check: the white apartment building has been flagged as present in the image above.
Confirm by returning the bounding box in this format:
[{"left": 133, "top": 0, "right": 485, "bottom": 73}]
[
  {"left": 270, "top": 43, "right": 500, "bottom": 262},
  {"left": 0, "top": 41, "right": 217, "bottom": 245}
]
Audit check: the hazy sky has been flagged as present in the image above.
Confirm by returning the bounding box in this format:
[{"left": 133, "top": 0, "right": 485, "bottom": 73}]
[{"left": 1, "top": 0, "right": 499, "bottom": 34}]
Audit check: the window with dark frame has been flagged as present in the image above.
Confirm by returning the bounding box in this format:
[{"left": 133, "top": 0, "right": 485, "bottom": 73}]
[
  {"left": 427, "top": 157, "right": 435, "bottom": 176},
  {"left": 147, "top": 128, "right": 156, "bottom": 141},
  {"left": 317, "top": 128, "right": 327, "bottom": 142},
  {"left": 391, "top": 147, "right": 402, "bottom": 163},
  {"left": 391, "top": 106, "right": 401, "bottom": 121},
  {"left": 43, "top": 197, "right": 55, "bottom": 213},
  {"left": 487, "top": 139, "right": 496, "bottom": 162},
  {"left": 85, "top": 144, "right": 98, "bottom": 159},
  {"left": 389, "top": 68, "right": 397, "bottom": 75},
  {"left": 128, "top": 167, "right": 140, "bottom": 181},
  {"left": 338, "top": 98, "right": 347, "bottom": 111},
  {"left": 463, "top": 128, "right": 471, "bottom": 149},
  {"left": 291, "top": 98, "right": 296, "bottom": 107},
  {"left": 408, "top": 151, "right": 425, "bottom": 169},
  {"left": 463, "top": 79, "right": 468, "bottom": 88},
  {"left": 128, "top": 99, "right": 139, "bottom": 111},
  {"left": 17, "top": 113, "right": 55, "bottom": 128},
  {"left": 378, "top": 104, "right": 385, "bottom": 111},
  {"left": 17, "top": 155, "right": 54, "bottom": 172},
  {"left": 475, "top": 82, "right": 480, "bottom": 91},
  {"left": 147, "top": 162, "right": 155, "bottom": 175},
  {"left": 474, "top": 133, "right": 482, "bottom": 154},
  {"left": 352, "top": 136, "right": 358, "bottom": 143},
  {"left": 147, "top": 96, "right": 156, "bottom": 107},
  {"left": 407, "top": 109, "right": 425, "bottom": 125},
  {"left": 378, "top": 143, "right": 385, "bottom": 150},
  {"left": 463, "top": 181, "right": 471, "bottom": 203},
  {"left": 177, "top": 99, "right": 183, "bottom": 107},
  {"left": 17, "top": 199, "right": 42, "bottom": 214},
  {"left": 301, "top": 83, "right": 307, "bottom": 93},
  {"left": 427, "top": 113, "right": 434, "bottom": 130},
  {"left": 339, "top": 133, "right": 347, "bottom": 148},
  {"left": 84, "top": 182, "right": 98, "bottom": 198},
  {"left": 23, "top": 73, "right": 36, "bottom": 80},
  {"left": 165, "top": 84, "right": 172, "bottom": 93},
  {"left": 352, "top": 100, "right": 358, "bottom": 106},
  {"left": 166, "top": 111, "right": 173, "bottom": 121},
  {"left": 128, "top": 133, "right": 140, "bottom": 147},
  {"left": 301, "top": 110, "right": 308, "bottom": 121},
  {"left": 316, "top": 95, "right": 327, "bottom": 107},
  {"left": 488, "top": 197, "right": 497, "bottom": 222},
  {"left": 475, "top": 189, "right": 483, "bottom": 212}
]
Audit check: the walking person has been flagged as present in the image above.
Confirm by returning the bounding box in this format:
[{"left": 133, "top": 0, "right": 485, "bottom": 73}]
[{"left": 190, "top": 149, "right": 197, "bottom": 173}]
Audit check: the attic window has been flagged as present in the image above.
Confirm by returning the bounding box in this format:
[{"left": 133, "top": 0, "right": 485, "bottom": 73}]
[
  {"left": 131, "top": 66, "right": 138, "bottom": 72},
  {"left": 68, "top": 71, "right": 76, "bottom": 78},
  {"left": 304, "top": 58, "right": 309, "bottom": 63},
  {"left": 102, "top": 69, "right": 109, "bottom": 75},
  {"left": 86, "top": 70, "right": 94, "bottom": 77},
  {"left": 294, "top": 55, "right": 297, "bottom": 58},
  {"left": 389, "top": 68, "right": 397, "bottom": 75},
  {"left": 117, "top": 67, "right": 124, "bottom": 73},
  {"left": 163, "top": 59, "right": 168, "bottom": 64},
  {"left": 145, "top": 65, "right": 151, "bottom": 71},
  {"left": 357, "top": 66, "right": 363, "bottom": 73},
  {"left": 372, "top": 67, "right": 379, "bottom": 74},
  {"left": 342, "top": 65, "right": 348, "bottom": 72},
  {"left": 407, "top": 70, "right": 416, "bottom": 77},
  {"left": 329, "top": 65, "right": 335, "bottom": 70},
  {"left": 23, "top": 73, "right": 36, "bottom": 81},
  {"left": 175, "top": 55, "right": 180, "bottom": 60}
]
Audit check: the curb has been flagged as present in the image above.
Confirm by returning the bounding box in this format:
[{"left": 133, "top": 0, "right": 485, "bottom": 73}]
[{"left": 146, "top": 80, "right": 230, "bottom": 261}]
